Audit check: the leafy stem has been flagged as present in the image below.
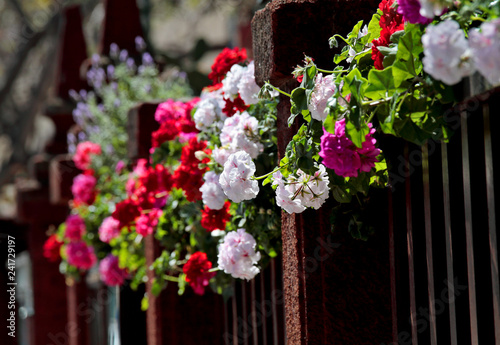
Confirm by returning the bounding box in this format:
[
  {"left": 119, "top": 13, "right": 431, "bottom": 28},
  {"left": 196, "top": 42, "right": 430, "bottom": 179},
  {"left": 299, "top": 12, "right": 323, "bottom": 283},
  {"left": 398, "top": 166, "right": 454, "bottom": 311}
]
[
  {"left": 317, "top": 68, "right": 349, "bottom": 74},
  {"left": 252, "top": 162, "right": 291, "bottom": 180},
  {"left": 163, "top": 275, "right": 180, "bottom": 282},
  {"left": 265, "top": 82, "right": 291, "bottom": 98}
]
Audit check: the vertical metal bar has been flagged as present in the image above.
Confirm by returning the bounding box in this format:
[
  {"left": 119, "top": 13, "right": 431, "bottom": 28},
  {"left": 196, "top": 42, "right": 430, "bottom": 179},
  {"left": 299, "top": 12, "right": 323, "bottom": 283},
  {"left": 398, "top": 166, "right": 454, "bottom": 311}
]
[
  {"left": 232, "top": 284, "right": 238, "bottom": 345},
  {"left": 461, "top": 111, "right": 479, "bottom": 345},
  {"left": 388, "top": 188, "right": 398, "bottom": 343},
  {"left": 251, "top": 279, "right": 258, "bottom": 345},
  {"left": 260, "top": 271, "right": 268, "bottom": 345},
  {"left": 483, "top": 103, "right": 500, "bottom": 343},
  {"left": 422, "top": 143, "right": 437, "bottom": 345},
  {"left": 405, "top": 144, "right": 418, "bottom": 345},
  {"left": 242, "top": 282, "right": 249, "bottom": 345},
  {"left": 224, "top": 298, "right": 229, "bottom": 345},
  {"left": 441, "top": 143, "right": 458, "bottom": 345},
  {"left": 271, "top": 259, "right": 279, "bottom": 345}
]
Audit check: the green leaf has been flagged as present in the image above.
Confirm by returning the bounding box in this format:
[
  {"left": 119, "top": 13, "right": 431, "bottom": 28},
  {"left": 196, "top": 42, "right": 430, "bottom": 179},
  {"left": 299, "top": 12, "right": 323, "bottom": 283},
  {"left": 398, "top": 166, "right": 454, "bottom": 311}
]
[
  {"left": 141, "top": 296, "right": 149, "bottom": 311},
  {"left": 391, "top": 26, "right": 423, "bottom": 87},
  {"left": 331, "top": 185, "right": 352, "bottom": 203},
  {"left": 366, "top": 12, "right": 382, "bottom": 42},
  {"left": 365, "top": 66, "right": 407, "bottom": 99},
  {"left": 343, "top": 69, "right": 367, "bottom": 99},
  {"left": 345, "top": 120, "right": 369, "bottom": 148}
]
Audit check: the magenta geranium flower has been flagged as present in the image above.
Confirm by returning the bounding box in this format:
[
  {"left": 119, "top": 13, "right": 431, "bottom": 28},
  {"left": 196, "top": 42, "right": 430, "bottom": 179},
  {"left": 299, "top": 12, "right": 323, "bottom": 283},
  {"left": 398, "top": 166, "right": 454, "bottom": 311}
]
[{"left": 319, "top": 119, "right": 380, "bottom": 177}]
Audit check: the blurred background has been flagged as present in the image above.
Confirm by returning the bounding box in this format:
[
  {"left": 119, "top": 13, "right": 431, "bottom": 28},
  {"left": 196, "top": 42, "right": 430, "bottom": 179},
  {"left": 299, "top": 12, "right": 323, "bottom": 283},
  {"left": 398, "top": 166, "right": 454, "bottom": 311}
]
[{"left": 0, "top": 0, "right": 268, "bottom": 217}]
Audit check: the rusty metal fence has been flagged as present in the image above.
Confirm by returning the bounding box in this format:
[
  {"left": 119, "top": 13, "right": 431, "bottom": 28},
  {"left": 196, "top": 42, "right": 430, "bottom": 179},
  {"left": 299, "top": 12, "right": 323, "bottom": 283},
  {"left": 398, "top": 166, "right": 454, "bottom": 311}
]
[{"left": 387, "top": 79, "right": 500, "bottom": 345}]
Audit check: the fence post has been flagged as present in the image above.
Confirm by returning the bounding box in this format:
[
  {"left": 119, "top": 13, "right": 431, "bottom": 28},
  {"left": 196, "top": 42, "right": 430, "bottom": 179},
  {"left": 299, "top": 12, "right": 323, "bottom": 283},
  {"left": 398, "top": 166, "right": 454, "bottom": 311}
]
[
  {"left": 99, "top": 0, "right": 144, "bottom": 56},
  {"left": 252, "top": 1, "right": 393, "bottom": 344}
]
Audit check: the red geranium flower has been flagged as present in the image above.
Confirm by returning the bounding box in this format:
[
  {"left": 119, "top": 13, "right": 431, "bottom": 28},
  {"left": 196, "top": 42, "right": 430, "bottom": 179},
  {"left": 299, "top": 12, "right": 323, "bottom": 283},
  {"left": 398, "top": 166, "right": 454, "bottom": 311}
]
[
  {"left": 222, "top": 95, "right": 249, "bottom": 117},
  {"left": 151, "top": 121, "right": 179, "bottom": 148},
  {"left": 208, "top": 47, "right": 247, "bottom": 85},
  {"left": 173, "top": 165, "right": 205, "bottom": 202},
  {"left": 371, "top": 0, "right": 404, "bottom": 70},
  {"left": 73, "top": 141, "right": 101, "bottom": 170},
  {"left": 112, "top": 198, "right": 141, "bottom": 229},
  {"left": 201, "top": 201, "right": 231, "bottom": 232},
  {"left": 183, "top": 252, "right": 217, "bottom": 295},
  {"left": 43, "top": 235, "right": 63, "bottom": 262}
]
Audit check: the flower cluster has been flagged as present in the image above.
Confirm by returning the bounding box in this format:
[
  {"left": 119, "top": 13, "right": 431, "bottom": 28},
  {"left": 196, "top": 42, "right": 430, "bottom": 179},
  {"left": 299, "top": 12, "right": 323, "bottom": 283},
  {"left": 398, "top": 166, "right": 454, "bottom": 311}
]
[
  {"left": 99, "top": 254, "right": 128, "bottom": 286},
  {"left": 371, "top": 0, "right": 404, "bottom": 70},
  {"left": 43, "top": 235, "right": 63, "bottom": 262},
  {"left": 73, "top": 141, "right": 101, "bottom": 171},
  {"left": 273, "top": 165, "right": 330, "bottom": 214},
  {"left": 218, "top": 229, "right": 261, "bottom": 280},
  {"left": 319, "top": 119, "right": 380, "bottom": 178},
  {"left": 219, "top": 151, "right": 259, "bottom": 203},
  {"left": 183, "top": 252, "right": 217, "bottom": 295},
  {"left": 152, "top": 98, "right": 199, "bottom": 147},
  {"left": 208, "top": 47, "right": 247, "bottom": 84},
  {"left": 66, "top": 242, "right": 97, "bottom": 270}
]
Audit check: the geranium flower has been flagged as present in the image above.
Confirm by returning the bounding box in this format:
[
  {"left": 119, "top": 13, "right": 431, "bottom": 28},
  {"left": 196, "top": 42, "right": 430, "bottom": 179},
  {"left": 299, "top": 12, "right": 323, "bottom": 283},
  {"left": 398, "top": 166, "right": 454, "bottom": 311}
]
[
  {"left": 43, "top": 235, "right": 63, "bottom": 262},
  {"left": 208, "top": 47, "right": 247, "bottom": 84},
  {"left": 201, "top": 201, "right": 231, "bottom": 232},
  {"left": 200, "top": 171, "right": 226, "bottom": 210},
  {"left": 218, "top": 229, "right": 261, "bottom": 280},
  {"left": 309, "top": 73, "right": 337, "bottom": 122},
  {"left": 98, "top": 217, "right": 121, "bottom": 243},
  {"left": 112, "top": 198, "right": 141, "bottom": 229},
  {"left": 66, "top": 242, "right": 97, "bottom": 270},
  {"left": 135, "top": 209, "right": 162, "bottom": 236},
  {"left": 64, "top": 215, "right": 86, "bottom": 241},
  {"left": 183, "top": 252, "right": 217, "bottom": 295},
  {"left": 73, "top": 141, "right": 101, "bottom": 170},
  {"left": 422, "top": 20, "right": 473, "bottom": 85},
  {"left": 99, "top": 254, "right": 127, "bottom": 286},
  {"left": 397, "top": 0, "right": 433, "bottom": 24},
  {"left": 71, "top": 173, "right": 97, "bottom": 205},
  {"left": 469, "top": 19, "right": 500, "bottom": 86},
  {"left": 319, "top": 119, "right": 380, "bottom": 177},
  {"left": 237, "top": 61, "right": 261, "bottom": 105},
  {"left": 219, "top": 151, "right": 259, "bottom": 203}
]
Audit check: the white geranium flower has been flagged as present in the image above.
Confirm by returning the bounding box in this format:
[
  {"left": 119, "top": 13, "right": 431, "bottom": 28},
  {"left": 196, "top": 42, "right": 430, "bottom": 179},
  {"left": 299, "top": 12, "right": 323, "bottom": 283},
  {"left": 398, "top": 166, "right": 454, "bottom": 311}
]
[
  {"left": 469, "top": 19, "right": 500, "bottom": 86},
  {"left": 238, "top": 61, "right": 261, "bottom": 105},
  {"left": 422, "top": 20, "right": 473, "bottom": 85},
  {"left": 219, "top": 151, "right": 259, "bottom": 203},
  {"left": 273, "top": 166, "right": 330, "bottom": 214},
  {"left": 200, "top": 171, "right": 226, "bottom": 210},
  {"left": 290, "top": 165, "right": 330, "bottom": 210},
  {"left": 193, "top": 98, "right": 223, "bottom": 131},
  {"left": 220, "top": 111, "right": 263, "bottom": 159},
  {"left": 218, "top": 228, "right": 261, "bottom": 280},
  {"left": 222, "top": 64, "right": 245, "bottom": 99},
  {"left": 212, "top": 146, "right": 231, "bottom": 166},
  {"left": 309, "top": 73, "right": 336, "bottom": 122}
]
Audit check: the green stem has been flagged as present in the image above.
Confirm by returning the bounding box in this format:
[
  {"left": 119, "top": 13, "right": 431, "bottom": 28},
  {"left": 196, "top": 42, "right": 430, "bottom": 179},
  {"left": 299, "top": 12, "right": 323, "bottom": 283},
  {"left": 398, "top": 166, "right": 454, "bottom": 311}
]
[
  {"left": 267, "top": 83, "right": 291, "bottom": 98},
  {"left": 208, "top": 267, "right": 220, "bottom": 273},
  {"left": 471, "top": 16, "right": 486, "bottom": 22},
  {"left": 317, "top": 68, "right": 348, "bottom": 74},
  {"left": 163, "top": 275, "right": 180, "bottom": 282},
  {"left": 331, "top": 34, "right": 355, "bottom": 50},
  {"left": 252, "top": 162, "right": 291, "bottom": 180},
  {"left": 366, "top": 111, "right": 376, "bottom": 124}
]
